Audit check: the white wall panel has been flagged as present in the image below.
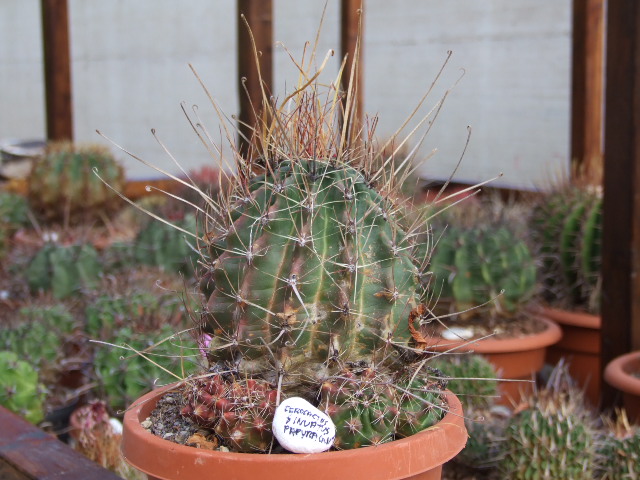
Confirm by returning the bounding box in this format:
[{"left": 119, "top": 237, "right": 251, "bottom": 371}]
[{"left": 1, "top": 1, "right": 571, "bottom": 188}]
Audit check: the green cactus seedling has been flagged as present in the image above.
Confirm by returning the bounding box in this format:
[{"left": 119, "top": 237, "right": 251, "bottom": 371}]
[
  {"left": 26, "top": 243, "right": 102, "bottom": 299},
  {"left": 0, "top": 351, "right": 45, "bottom": 424}
]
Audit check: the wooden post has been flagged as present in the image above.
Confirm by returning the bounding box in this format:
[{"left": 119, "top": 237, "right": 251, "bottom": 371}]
[
  {"left": 237, "top": 0, "right": 273, "bottom": 159},
  {"left": 600, "top": 0, "right": 640, "bottom": 407},
  {"left": 41, "top": 0, "right": 73, "bottom": 142},
  {"left": 571, "top": 0, "right": 605, "bottom": 186},
  {"left": 340, "top": 0, "right": 364, "bottom": 141}
]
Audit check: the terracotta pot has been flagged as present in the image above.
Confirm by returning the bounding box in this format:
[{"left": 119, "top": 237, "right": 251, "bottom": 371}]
[
  {"left": 122, "top": 386, "right": 468, "bottom": 480},
  {"left": 604, "top": 350, "right": 640, "bottom": 424},
  {"left": 543, "top": 307, "right": 602, "bottom": 406},
  {"left": 426, "top": 316, "right": 562, "bottom": 404}
]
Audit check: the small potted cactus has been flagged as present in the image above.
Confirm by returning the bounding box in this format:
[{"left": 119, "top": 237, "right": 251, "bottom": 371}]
[
  {"left": 27, "top": 142, "right": 125, "bottom": 223},
  {"left": 497, "top": 364, "right": 599, "bottom": 479},
  {"left": 419, "top": 199, "right": 561, "bottom": 403},
  {"left": 530, "top": 184, "right": 603, "bottom": 406},
  {"left": 117, "top": 37, "right": 470, "bottom": 480}
]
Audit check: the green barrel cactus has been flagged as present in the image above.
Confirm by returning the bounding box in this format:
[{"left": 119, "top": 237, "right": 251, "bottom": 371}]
[
  {"left": 201, "top": 158, "right": 422, "bottom": 391},
  {"left": 428, "top": 225, "right": 537, "bottom": 319},
  {"left": 27, "top": 142, "right": 125, "bottom": 221},
  {"left": 123, "top": 47, "right": 472, "bottom": 453},
  {"left": 531, "top": 186, "right": 602, "bottom": 313},
  {"left": 0, "top": 351, "right": 46, "bottom": 424},
  {"left": 26, "top": 242, "right": 102, "bottom": 299},
  {"left": 133, "top": 213, "right": 198, "bottom": 274}
]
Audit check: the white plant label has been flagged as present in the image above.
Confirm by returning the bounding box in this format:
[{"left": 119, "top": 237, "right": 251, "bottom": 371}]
[{"left": 272, "top": 397, "right": 335, "bottom": 453}]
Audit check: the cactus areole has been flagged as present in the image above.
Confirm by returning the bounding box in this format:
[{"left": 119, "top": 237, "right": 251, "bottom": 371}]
[{"left": 202, "top": 158, "right": 420, "bottom": 389}]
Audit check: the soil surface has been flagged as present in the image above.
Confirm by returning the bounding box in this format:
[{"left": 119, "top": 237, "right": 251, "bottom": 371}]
[{"left": 423, "top": 309, "right": 548, "bottom": 342}]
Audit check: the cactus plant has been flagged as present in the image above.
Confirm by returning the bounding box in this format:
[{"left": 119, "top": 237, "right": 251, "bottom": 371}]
[
  {"left": 0, "top": 191, "right": 30, "bottom": 230},
  {"left": 394, "top": 369, "right": 448, "bottom": 438},
  {"left": 0, "top": 351, "right": 46, "bottom": 424},
  {"left": 201, "top": 157, "right": 423, "bottom": 394},
  {"left": 181, "top": 373, "right": 278, "bottom": 452},
  {"left": 428, "top": 224, "right": 537, "bottom": 320},
  {"left": 26, "top": 242, "right": 102, "bottom": 299},
  {"left": 498, "top": 364, "right": 597, "bottom": 479},
  {"left": 320, "top": 366, "right": 399, "bottom": 449},
  {"left": 0, "top": 304, "right": 76, "bottom": 370},
  {"left": 86, "top": 291, "right": 186, "bottom": 339},
  {"left": 429, "top": 354, "right": 499, "bottom": 411},
  {"left": 133, "top": 213, "right": 198, "bottom": 274},
  {"left": 114, "top": 39, "right": 475, "bottom": 455},
  {"left": 27, "top": 142, "right": 125, "bottom": 221},
  {"left": 94, "top": 325, "right": 194, "bottom": 413},
  {"left": 530, "top": 186, "right": 602, "bottom": 313},
  {"left": 596, "top": 409, "right": 640, "bottom": 479}
]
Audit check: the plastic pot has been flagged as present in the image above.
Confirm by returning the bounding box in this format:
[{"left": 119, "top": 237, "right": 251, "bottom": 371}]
[
  {"left": 604, "top": 350, "right": 640, "bottom": 424},
  {"left": 122, "top": 385, "right": 467, "bottom": 480},
  {"left": 544, "top": 307, "right": 601, "bottom": 406}
]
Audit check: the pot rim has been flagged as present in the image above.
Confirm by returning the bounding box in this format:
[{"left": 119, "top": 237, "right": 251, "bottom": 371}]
[
  {"left": 541, "top": 307, "right": 601, "bottom": 330},
  {"left": 122, "top": 385, "right": 467, "bottom": 480},
  {"left": 426, "top": 316, "right": 562, "bottom": 354},
  {"left": 604, "top": 350, "right": 640, "bottom": 396}
]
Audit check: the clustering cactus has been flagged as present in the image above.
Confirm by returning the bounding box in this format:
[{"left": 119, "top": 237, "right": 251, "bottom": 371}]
[
  {"left": 0, "top": 351, "right": 46, "bottom": 424},
  {"left": 26, "top": 242, "right": 103, "bottom": 299},
  {"left": 428, "top": 225, "right": 537, "bottom": 319},
  {"left": 530, "top": 186, "right": 602, "bottom": 313},
  {"left": 27, "top": 142, "right": 125, "bottom": 221},
  {"left": 181, "top": 374, "right": 278, "bottom": 452},
  {"left": 596, "top": 409, "right": 640, "bottom": 479},
  {"left": 133, "top": 213, "right": 198, "bottom": 274}
]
